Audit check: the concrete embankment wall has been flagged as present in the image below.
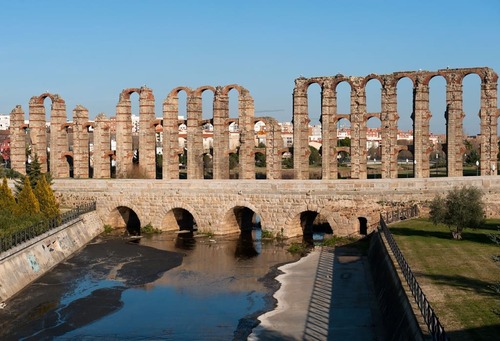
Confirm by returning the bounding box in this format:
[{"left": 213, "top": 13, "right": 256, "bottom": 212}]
[
  {"left": 368, "top": 232, "right": 427, "bottom": 341},
  {"left": 0, "top": 211, "right": 103, "bottom": 302}
]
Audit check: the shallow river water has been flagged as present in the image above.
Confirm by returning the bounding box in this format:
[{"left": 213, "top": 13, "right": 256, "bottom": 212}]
[{"left": 0, "top": 229, "right": 302, "bottom": 340}]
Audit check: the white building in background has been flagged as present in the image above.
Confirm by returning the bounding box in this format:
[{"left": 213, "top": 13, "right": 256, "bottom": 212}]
[{"left": 0, "top": 114, "right": 9, "bottom": 130}]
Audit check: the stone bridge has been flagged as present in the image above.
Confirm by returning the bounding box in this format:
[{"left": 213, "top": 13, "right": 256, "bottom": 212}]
[{"left": 53, "top": 177, "right": 500, "bottom": 238}]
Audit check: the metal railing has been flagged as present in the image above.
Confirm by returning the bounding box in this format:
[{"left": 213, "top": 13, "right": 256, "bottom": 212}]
[
  {"left": 379, "top": 206, "right": 449, "bottom": 340},
  {"left": 0, "top": 202, "right": 96, "bottom": 253},
  {"left": 383, "top": 205, "right": 419, "bottom": 224}
]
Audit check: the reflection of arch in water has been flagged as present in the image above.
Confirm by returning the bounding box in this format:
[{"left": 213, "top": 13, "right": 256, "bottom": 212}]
[
  {"left": 106, "top": 206, "right": 141, "bottom": 236},
  {"left": 234, "top": 229, "right": 260, "bottom": 260}
]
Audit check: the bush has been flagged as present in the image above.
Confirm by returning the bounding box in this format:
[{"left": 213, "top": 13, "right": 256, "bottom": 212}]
[
  {"left": 429, "top": 185, "right": 485, "bottom": 239},
  {"left": 141, "top": 223, "right": 161, "bottom": 234}
]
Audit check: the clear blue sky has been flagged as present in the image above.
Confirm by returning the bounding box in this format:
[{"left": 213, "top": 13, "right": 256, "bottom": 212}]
[{"left": 0, "top": 0, "right": 499, "bottom": 135}]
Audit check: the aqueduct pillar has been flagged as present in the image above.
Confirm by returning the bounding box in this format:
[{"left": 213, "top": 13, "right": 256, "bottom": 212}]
[
  {"left": 236, "top": 86, "right": 255, "bottom": 180},
  {"left": 92, "top": 113, "right": 112, "bottom": 179},
  {"left": 163, "top": 90, "right": 183, "bottom": 179},
  {"left": 9, "top": 105, "right": 26, "bottom": 175},
  {"left": 72, "top": 105, "right": 90, "bottom": 178},
  {"left": 186, "top": 91, "right": 204, "bottom": 179},
  {"left": 138, "top": 87, "right": 156, "bottom": 179},
  {"left": 213, "top": 86, "right": 229, "bottom": 179},
  {"left": 321, "top": 81, "right": 335, "bottom": 179}
]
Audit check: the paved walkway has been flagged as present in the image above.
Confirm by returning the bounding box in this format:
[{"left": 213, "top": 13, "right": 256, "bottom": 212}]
[{"left": 249, "top": 246, "right": 386, "bottom": 340}]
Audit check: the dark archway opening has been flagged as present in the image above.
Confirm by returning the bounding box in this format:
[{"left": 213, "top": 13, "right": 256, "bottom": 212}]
[
  {"left": 66, "top": 155, "right": 74, "bottom": 178},
  {"left": 358, "top": 217, "right": 368, "bottom": 235},
  {"left": 232, "top": 206, "right": 256, "bottom": 232},
  {"left": 109, "top": 206, "right": 141, "bottom": 236},
  {"left": 300, "top": 210, "right": 333, "bottom": 245},
  {"left": 163, "top": 207, "right": 197, "bottom": 250}
]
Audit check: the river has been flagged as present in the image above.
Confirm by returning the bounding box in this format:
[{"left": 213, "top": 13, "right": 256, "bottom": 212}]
[{"left": 0, "top": 229, "right": 303, "bottom": 340}]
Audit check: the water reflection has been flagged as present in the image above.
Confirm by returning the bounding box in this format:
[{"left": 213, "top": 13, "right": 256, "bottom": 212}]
[
  {"left": 235, "top": 230, "right": 260, "bottom": 259},
  {"left": 175, "top": 230, "right": 196, "bottom": 250}
]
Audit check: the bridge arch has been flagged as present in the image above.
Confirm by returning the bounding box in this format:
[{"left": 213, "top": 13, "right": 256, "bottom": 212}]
[
  {"left": 218, "top": 202, "right": 263, "bottom": 235},
  {"left": 158, "top": 203, "right": 201, "bottom": 232},
  {"left": 105, "top": 205, "right": 142, "bottom": 236}
]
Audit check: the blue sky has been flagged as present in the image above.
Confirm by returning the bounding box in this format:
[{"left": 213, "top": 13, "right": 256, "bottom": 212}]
[{"left": 0, "top": 0, "right": 499, "bottom": 135}]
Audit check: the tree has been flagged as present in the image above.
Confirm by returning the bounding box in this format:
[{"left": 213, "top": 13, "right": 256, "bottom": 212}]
[
  {"left": 15, "top": 153, "right": 52, "bottom": 193},
  {"left": 34, "top": 174, "right": 60, "bottom": 219},
  {"left": 15, "top": 177, "right": 40, "bottom": 216},
  {"left": 309, "top": 146, "right": 321, "bottom": 166},
  {"left": 255, "top": 142, "right": 266, "bottom": 167},
  {"left": 338, "top": 137, "right": 351, "bottom": 147},
  {"left": 429, "top": 186, "right": 485, "bottom": 239},
  {"left": 0, "top": 176, "right": 16, "bottom": 211}
]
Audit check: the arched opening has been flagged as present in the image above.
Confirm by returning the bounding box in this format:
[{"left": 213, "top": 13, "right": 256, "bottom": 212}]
[
  {"left": 161, "top": 207, "right": 198, "bottom": 250},
  {"left": 462, "top": 73, "right": 481, "bottom": 176},
  {"left": 202, "top": 90, "right": 214, "bottom": 120},
  {"left": 254, "top": 120, "right": 267, "bottom": 179},
  {"left": 162, "top": 207, "right": 197, "bottom": 231},
  {"left": 202, "top": 121, "right": 214, "bottom": 178},
  {"left": 203, "top": 151, "right": 213, "bottom": 179},
  {"left": 336, "top": 150, "right": 351, "bottom": 179},
  {"left": 429, "top": 76, "right": 447, "bottom": 176},
  {"left": 307, "top": 83, "right": 322, "bottom": 179},
  {"left": 337, "top": 117, "right": 351, "bottom": 179},
  {"left": 366, "top": 78, "right": 382, "bottom": 113},
  {"left": 43, "top": 98, "right": 51, "bottom": 173},
  {"left": 178, "top": 121, "right": 187, "bottom": 179},
  {"left": 65, "top": 155, "right": 74, "bottom": 178},
  {"left": 228, "top": 121, "right": 239, "bottom": 179},
  {"left": 228, "top": 88, "right": 239, "bottom": 119},
  {"left": 397, "top": 149, "right": 414, "bottom": 178},
  {"left": 366, "top": 116, "right": 382, "bottom": 179},
  {"left": 129, "top": 92, "right": 141, "bottom": 178},
  {"left": 281, "top": 149, "right": 293, "bottom": 179},
  {"left": 254, "top": 151, "right": 266, "bottom": 179},
  {"left": 154, "top": 123, "right": 162, "bottom": 179},
  {"left": 358, "top": 217, "right": 368, "bottom": 235},
  {"left": 396, "top": 77, "right": 414, "bottom": 145},
  {"left": 107, "top": 206, "right": 141, "bottom": 236},
  {"left": 300, "top": 210, "right": 333, "bottom": 245},
  {"left": 336, "top": 81, "right": 351, "bottom": 115},
  {"left": 222, "top": 206, "right": 261, "bottom": 235}
]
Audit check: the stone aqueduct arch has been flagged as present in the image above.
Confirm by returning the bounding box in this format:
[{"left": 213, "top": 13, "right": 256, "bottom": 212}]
[
  {"left": 7, "top": 67, "right": 500, "bottom": 181},
  {"left": 293, "top": 67, "right": 499, "bottom": 179}
]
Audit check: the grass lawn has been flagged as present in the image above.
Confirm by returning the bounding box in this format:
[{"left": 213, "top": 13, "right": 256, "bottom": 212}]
[{"left": 388, "top": 218, "right": 500, "bottom": 340}]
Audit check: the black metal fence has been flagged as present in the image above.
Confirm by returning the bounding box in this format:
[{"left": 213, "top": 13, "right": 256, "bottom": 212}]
[
  {"left": 379, "top": 206, "right": 449, "bottom": 340},
  {"left": 383, "top": 205, "right": 419, "bottom": 224},
  {"left": 0, "top": 202, "right": 96, "bottom": 253}
]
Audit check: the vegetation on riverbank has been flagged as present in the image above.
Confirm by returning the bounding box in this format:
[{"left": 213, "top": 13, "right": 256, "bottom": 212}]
[
  {"left": 0, "top": 155, "right": 60, "bottom": 236},
  {"left": 389, "top": 218, "right": 500, "bottom": 340}
]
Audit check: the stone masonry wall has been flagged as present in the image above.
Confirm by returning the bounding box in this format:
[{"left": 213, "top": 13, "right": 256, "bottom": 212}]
[{"left": 52, "top": 177, "right": 500, "bottom": 239}]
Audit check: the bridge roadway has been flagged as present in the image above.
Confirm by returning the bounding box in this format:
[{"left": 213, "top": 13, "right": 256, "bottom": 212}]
[{"left": 53, "top": 177, "right": 500, "bottom": 238}]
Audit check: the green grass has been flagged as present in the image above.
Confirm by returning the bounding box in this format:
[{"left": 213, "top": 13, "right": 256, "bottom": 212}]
[{"left": 389, "top": 218, "right": 500, "bottom": 340}]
